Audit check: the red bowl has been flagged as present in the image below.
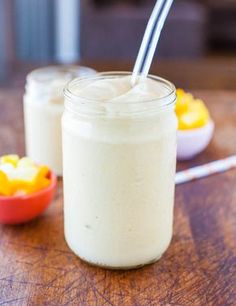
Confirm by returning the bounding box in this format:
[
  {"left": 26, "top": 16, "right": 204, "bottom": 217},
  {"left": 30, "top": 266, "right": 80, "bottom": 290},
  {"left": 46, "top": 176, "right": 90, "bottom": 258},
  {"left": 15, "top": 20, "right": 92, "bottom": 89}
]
[{"left": 0, "top": 171, "right": 57, "bottom": 225}]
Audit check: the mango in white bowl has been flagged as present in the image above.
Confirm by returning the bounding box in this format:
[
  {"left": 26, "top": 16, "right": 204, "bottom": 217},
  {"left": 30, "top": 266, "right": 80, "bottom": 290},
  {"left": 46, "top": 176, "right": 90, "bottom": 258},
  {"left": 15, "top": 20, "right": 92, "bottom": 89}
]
[{"left": 176, "top": 89, "right": 214, "bottom": 160}]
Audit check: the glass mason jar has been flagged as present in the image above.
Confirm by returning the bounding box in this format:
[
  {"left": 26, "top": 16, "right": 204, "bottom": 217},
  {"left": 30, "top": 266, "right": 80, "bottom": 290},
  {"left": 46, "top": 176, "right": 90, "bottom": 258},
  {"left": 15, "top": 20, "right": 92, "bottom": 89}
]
[
  {"left": 62, "top": 72, "right": 177, "bottom": 269},
  {"left": 23, "top": 65, "right": 96, "bottom": 176}
]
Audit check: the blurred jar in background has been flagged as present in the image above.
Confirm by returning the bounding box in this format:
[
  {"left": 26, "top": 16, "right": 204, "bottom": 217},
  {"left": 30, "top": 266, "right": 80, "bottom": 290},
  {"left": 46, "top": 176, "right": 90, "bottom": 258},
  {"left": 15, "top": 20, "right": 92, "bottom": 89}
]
[{"left": 23, "top": 66, "right": 96, "bottom": 176}]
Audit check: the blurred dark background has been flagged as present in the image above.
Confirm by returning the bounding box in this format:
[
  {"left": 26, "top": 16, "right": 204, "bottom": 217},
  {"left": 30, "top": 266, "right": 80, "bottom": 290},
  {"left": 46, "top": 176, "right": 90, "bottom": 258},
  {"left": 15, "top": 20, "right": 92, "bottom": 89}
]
[{"left": 0, "top": 0, "right": 236, "bottom": 85}]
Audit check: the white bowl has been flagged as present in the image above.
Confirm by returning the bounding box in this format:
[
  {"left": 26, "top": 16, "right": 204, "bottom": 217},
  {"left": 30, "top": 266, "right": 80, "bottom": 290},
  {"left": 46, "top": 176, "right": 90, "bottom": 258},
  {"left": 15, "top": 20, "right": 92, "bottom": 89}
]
[{"left": 177, "top": 120, "right": 215, "bottom": 161}]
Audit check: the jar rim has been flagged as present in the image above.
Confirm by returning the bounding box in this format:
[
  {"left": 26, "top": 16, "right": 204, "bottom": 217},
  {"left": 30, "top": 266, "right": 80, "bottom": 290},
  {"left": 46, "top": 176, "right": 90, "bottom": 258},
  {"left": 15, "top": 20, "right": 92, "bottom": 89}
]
[
  {"left": 26, "top": 65, "right": 97, "bottom": 84},
  {"left": 64, "top": 71, "right": 176, "bottom": 105},
  {"left": 64, "top": 72, "right": 176, "bottom": 118}
]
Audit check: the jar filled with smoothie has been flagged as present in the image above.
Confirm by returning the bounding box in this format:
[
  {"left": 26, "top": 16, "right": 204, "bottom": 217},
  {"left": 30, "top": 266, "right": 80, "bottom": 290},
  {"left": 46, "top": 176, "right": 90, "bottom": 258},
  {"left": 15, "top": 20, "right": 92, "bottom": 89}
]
[
  {"left": 24, "top": 65, "right": 96, "bottom": 176},
  {"left": 62, "top": 72, "right": 177, "bottom": 269}
]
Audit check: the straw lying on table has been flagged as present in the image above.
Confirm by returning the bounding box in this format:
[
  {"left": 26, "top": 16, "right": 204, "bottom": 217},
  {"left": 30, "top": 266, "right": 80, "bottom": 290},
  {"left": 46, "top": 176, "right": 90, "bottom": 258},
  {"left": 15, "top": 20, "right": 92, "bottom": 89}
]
[{"left": 175, "top": 155, "right": 236, "bottom": 185}]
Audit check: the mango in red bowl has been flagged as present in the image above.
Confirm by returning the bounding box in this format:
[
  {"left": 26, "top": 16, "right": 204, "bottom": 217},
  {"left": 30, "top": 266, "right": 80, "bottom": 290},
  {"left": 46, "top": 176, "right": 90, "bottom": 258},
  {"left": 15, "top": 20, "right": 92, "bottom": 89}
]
[{"left": 0, "top": 155, "right": 57, "bottom": 224}]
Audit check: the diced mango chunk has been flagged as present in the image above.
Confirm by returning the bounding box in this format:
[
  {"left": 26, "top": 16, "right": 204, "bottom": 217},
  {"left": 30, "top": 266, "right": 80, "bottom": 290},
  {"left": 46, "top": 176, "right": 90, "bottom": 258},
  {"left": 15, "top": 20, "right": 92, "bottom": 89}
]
[
  {"left": 0, "top": 155, "right": 51, "bottom": 196},
  {"left": 176, "top": 89, "right": 210, "bottom": 130},
  {"left": 0, "top": 170, "right": 12, "bottom": 196},
  {"left": 176, "top": 89, "right": 192, "bottom": 116},
  {"left": 1, "top": 154, "right": 19, "bottom": 168}
]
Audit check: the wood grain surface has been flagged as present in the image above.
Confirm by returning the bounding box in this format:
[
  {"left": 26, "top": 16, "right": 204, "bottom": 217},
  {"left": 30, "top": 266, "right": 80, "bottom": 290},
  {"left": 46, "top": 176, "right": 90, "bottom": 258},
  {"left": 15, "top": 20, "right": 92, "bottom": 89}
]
[{"left": 0, "top": 63, "right": 236, "bottom": 305}]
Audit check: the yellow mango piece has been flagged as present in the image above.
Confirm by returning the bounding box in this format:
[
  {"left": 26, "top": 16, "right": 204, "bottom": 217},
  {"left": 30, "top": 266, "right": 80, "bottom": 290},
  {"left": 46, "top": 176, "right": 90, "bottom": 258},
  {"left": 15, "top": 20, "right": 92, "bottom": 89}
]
[
  {"left": 37, "top": 166, "right": 49, "bottom": 179},
  {"left": 176, "top": 89, "right": 193, "bottom": 116},
  {"left": 190, "top": 99, "right": 209, "bottom": 114},
  {"left": 10, "top": 179, "right": 27, "bottom": 195},
  {"left": 176, "top": 89, "right": 210, "bottom": 130},
  {"left": 178, "top": 102, "right": 209, "bottom": 130},
  {"left": 36, "top": 177, "right": 51, "bottom": 190},
  {"left": 32, "top": 166, "right": 50, "bottom": 192},
  {"left": 176, "top": 88, "right": 185, "bottom": 97},
  {"left": 0, "top": 154, "right": 51, "bottom": 196},
  {"left": 0, "top": 170, "right": 12, "bottom": 196},
  {"left": 1, "top": 155, "right": 19, "bottom": 168},
  {"left": 20, "top": 165, "right": 50, "bottom": 194},
  {"left": 11, "top": 178, "right": 37, "bottom": 195}
]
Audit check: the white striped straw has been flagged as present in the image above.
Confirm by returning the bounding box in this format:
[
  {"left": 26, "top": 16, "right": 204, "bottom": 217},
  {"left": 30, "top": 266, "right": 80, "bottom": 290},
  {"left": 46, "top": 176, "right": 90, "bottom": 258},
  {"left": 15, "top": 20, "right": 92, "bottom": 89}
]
[
  {"left": 131, "top": 0, "right": 174, "bottom": 85},
  {"left": 175, "top": 155, "right": 236, "bottom": 185}
]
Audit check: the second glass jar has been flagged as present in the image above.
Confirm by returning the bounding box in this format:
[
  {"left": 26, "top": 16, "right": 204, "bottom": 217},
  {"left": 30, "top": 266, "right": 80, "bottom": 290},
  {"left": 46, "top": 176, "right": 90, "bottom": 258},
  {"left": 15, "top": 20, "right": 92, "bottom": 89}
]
[{"left": 24, "top": 65, "right": 96, "bottom": 175}]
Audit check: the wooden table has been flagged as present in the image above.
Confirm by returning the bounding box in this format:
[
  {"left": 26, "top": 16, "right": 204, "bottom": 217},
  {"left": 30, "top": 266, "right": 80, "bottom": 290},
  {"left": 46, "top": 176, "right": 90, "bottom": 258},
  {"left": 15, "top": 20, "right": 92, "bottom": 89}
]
[{"left": 0, "top": 61, "right": 236, "bottom": 305}]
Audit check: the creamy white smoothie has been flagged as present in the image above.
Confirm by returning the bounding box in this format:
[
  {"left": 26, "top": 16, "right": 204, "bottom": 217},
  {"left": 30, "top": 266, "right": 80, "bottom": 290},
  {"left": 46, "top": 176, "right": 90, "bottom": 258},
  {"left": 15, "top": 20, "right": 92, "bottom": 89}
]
[
  {"left": 23, "top": 66, "right": 96, "bottom": 175},
  {"left": 62, "top": 72, "right": 177, "bottom": 269}
]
